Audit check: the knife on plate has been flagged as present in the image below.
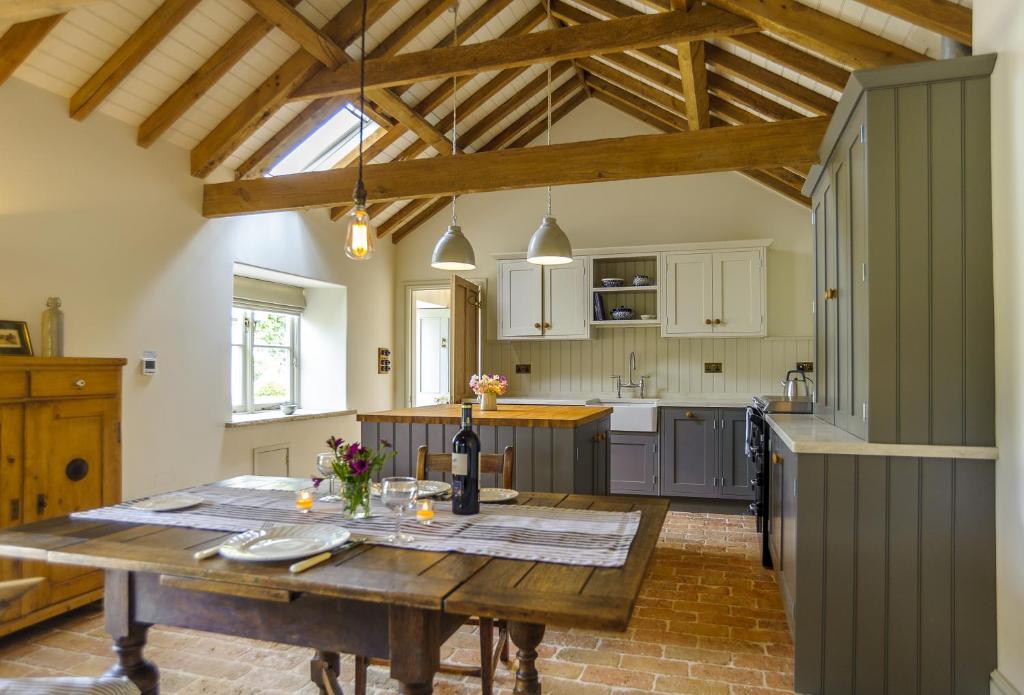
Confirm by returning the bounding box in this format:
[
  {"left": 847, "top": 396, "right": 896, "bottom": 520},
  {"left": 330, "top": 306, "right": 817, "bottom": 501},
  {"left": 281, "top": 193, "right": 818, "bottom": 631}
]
[{"left": 289, "top": 538, "right": 366, "bottom": 574}]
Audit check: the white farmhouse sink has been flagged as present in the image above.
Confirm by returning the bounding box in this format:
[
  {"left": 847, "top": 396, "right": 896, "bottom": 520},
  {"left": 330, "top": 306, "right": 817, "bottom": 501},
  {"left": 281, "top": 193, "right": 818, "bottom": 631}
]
[{"left": 600, "top": 401, "right": 659, "bottom": 432}]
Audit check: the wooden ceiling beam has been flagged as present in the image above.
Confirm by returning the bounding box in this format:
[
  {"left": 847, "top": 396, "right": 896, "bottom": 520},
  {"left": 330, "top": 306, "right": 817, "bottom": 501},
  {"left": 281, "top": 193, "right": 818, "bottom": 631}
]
[
  {"left": 386, "top": 89, "right": 589, "bottom": 242},
  {"left": 0, "top": 0, "right": 94, "bottom": 23},
  {"left": 587, "top": 75, "right": 687, "bottom": 131},
  {"left": 243, "top": 0, "right": 347, "bottom": 68},
  {"left": 741, "top": 168, "right": 810, "bottom": 206},
  {"left": 706, "top": 0, "right": 927, "bottom": 69},
  {"left": 852, "top": 0, "right": 970, "bottom": 46},
  {"left": 189, "top": 0, "right": 398, "bottom": 178},
  {"left": 203, "top": 117, "right": 826, "bottom": 216},
  {"left": 0, "top": 12, "right": 62, "bottom": 87},
  {"left": 668, "top": 0, "right": 708, "bottom": 129},
  {"left": 705, "top": 44, "right": 834, "bottom": 116},
  {"left": 725, "top": 33, "right": 849, "bottom": 93},
  {"left": 69, "top": 0, "right": 201, "bottom": 120},
  {"left": 290, "top": 5, "right": 756, "bottom": 100}
]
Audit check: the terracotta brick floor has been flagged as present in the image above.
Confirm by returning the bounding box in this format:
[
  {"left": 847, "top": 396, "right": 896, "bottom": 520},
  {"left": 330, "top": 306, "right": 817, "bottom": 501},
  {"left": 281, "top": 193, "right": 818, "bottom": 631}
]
[{"left": 0, "top": 512, "right": 794, "bottom": 694}]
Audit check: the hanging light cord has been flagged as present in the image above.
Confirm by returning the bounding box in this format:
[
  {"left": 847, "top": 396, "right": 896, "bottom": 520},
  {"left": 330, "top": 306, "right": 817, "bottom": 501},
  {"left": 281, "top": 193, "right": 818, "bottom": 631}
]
[
  {"left": 545, "top": 1, "right": 553, "bottom": 217},
  {"left": 354, "top": 0, "right": 368, "bottom": 207},
  {"left": 450, "top": 3, "right": 459, "bottom": 226}
]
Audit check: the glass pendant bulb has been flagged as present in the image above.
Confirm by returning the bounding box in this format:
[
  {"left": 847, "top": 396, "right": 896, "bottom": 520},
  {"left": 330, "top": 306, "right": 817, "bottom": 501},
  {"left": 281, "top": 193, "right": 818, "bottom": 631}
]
[{"left": 345, "top": 204, "right": 375, "bottom": 260}]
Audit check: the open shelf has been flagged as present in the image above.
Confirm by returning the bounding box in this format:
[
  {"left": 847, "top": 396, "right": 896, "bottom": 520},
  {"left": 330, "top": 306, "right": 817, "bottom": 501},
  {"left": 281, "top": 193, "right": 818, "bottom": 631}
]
[
  {"left": 591, "top": 319, "right": 660, "bottom": 327},
  {"left": 592, "top": 285, "right": 657, "bottom": 293}
]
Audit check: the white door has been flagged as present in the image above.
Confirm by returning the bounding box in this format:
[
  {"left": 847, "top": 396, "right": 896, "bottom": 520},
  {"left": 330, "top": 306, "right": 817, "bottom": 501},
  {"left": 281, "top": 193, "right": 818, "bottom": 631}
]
[
  {"left": 543, "top": 258, "right": 588, "bottom": 338},
  {"left": 498, "top": 260, "right": 543, "bottom": 338},
  {"left": 714, "top": 250, "right": 764, "bottom": 335},
  {"left": 663, "top": 252, "right": 713, "bottom": 336},
  {"left": 415, "top": 308, "right": 449, "bottom": 406}
]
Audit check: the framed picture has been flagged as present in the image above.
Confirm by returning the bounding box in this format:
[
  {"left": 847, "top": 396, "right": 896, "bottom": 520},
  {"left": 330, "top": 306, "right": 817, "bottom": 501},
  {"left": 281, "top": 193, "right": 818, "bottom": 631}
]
[{"left": 0, "top": 321, "right": 32, "bottom": 356}]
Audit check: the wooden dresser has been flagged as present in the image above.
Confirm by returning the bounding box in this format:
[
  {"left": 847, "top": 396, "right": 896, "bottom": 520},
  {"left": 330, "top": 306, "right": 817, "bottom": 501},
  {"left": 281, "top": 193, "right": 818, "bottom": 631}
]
[{"left": 0, "top": 357, "right": 125, "bottom": 636}]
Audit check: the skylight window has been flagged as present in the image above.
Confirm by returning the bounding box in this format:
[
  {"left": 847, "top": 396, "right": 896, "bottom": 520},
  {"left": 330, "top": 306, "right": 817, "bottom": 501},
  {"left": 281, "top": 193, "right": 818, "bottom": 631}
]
[{"left": 268, "top": 106, "right": 378, "bottom": 177}]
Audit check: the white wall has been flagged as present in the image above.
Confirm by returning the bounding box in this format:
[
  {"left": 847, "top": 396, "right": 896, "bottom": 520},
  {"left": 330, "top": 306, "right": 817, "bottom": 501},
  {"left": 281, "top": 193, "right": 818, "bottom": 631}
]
[
  {"left": 0, "top": 79, "right": 395, "bottom": 498},
  {"left": 393, "top": 98, "right": 813, "bottom": 403},
  {"left": 975, "top": 2, "right": 1024, "bottom": 690}
]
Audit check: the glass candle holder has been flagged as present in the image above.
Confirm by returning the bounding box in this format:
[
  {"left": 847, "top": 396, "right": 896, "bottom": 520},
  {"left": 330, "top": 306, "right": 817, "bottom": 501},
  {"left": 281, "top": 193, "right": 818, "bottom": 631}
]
[
  {"left": 295, "top": 488, "right": 315, "bottom": 514},
  {"left": 416, "top": 498, "right": 435, "bottom": 525}
]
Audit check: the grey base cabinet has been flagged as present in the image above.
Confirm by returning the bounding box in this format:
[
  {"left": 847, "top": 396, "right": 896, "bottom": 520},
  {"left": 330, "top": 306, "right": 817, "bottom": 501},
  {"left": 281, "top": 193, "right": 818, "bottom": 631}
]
[
  {"left": 609, "top": 432, "right": 658, "bottom": 495},
  {"left": 769, "top": 434, "right": 997, "bottom": 694},
  {"left": 659, "top": 407, "right": 754, "bottom": 501},
  {"left": 361, "top": 417, "right": 611, "bottom": 495}
]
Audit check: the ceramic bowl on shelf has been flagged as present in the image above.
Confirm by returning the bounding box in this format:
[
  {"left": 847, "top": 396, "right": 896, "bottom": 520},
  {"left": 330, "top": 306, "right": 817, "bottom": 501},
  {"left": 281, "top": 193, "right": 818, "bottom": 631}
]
[
  {"left": 640, "top": 314, "right": 656, "bottom": 320},
  {"left": 610, "top": 307, "right": 635, "bottom": 320},
  {"left": 632, "top": 274, "right": 652, "bottom": 287},
  {"left": 280, "top": 403, "right": 297, "bottom": 415},
  {"left": 601, "top": 278, "right": 625, "bottom": 287}
]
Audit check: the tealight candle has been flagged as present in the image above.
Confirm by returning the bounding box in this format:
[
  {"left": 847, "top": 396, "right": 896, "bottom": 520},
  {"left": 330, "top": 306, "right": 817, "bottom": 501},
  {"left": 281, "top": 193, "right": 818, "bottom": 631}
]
[
  {"left": 295, "top": 488, "right": 315, "bottom": 514},
  {"left": 416, "top": 498, "right": 435, "bottom": 525}
]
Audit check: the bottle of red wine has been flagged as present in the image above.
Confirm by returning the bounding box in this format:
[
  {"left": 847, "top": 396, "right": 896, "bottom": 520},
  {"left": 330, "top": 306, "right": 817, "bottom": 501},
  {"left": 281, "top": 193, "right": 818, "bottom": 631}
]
[{"left": 451, "top": 401, "right": 480, "bottom": 515}]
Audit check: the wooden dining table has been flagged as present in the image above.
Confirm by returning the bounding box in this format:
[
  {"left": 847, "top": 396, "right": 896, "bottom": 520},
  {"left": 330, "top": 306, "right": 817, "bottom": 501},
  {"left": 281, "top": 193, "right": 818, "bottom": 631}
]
[{"left": 0, "top": 476, "right": 668, "bottom": 694}]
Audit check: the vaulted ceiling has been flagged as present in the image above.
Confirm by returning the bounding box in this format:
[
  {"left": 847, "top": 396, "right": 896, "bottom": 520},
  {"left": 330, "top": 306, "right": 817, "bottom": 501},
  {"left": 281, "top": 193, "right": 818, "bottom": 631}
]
[{"left": 0, "top": 0, "right": 972, "bottom": 242}]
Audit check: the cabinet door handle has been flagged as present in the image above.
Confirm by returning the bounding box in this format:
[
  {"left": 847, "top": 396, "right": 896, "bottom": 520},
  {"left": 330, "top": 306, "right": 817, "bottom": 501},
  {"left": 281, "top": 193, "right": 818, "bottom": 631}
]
[
  {"left": 704, "top": 319, "right": 712, "bottom": 325},
  {"left": 685, "top": 411, "right": 694, "bottom": 418},
  {"left": 74, "top": 378, "right": 87, "bottom": 389},
  {"left": 771, "top": 453, "right": 782, "bottom": 465},
  {"left": 713, "top": 319, "right": 722, "bottom": 325},
  {"left": 36, "top": 494, "right": 47, "bottom": 515},
  {"left": 823, "top": 288, "right": 838, "bottom": 300},
  {"left": 9, "top": 499, "right": 19, "bottom": 522},
  {"left": 543, "top": 322, "right": 551, "bottom": 329},
  {"left": 534, "top": 323, "right": 542, "bottom": 329}
]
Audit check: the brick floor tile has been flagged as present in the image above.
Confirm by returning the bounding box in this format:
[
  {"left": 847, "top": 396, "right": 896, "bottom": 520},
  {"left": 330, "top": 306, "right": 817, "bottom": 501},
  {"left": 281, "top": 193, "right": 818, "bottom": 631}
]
[
  {"left": 554, "top": 647, "right": 620, "bottom": 667},
  {"left": 652, "top": 674, "right": 731, "bottom": 694},
  {"left": 580, "top": 664, "right": 656, "bottom": 689}
]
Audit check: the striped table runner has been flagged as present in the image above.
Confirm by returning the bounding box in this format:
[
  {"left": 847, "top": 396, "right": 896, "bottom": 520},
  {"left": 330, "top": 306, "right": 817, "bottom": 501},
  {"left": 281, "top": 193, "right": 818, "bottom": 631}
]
[{"left": 72, "top": 485, "right": 641, "bottom": 568}]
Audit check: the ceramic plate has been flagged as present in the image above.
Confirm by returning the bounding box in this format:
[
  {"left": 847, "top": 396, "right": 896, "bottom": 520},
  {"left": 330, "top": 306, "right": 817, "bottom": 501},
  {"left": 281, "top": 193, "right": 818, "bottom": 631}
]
[
  {"left": 131, "top": 493, "right": 204, "bottom": 512},
  {"left": 219, "top": 524, "right": 351, "bottom": 562},
  {"left": 371, "top": 480, "right": 452, "bottom": 498},
  {"left": 480, "top": 488, "right": 519, "bottom": 503}
]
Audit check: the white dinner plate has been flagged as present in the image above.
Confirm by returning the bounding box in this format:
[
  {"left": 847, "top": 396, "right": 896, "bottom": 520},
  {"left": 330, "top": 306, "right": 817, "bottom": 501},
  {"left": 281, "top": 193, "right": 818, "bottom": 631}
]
[
  {"left": 219, "top": 524, "right": 351, "bottom": 563},
  {"left": 480, "top": 488, "right": 518, "bottom": 503},
  {"left": 371, "top": 480, "right": 452, "bottom": 498},
  {"left": 131, "top": 493, "right": 204, "bottom": 512}
]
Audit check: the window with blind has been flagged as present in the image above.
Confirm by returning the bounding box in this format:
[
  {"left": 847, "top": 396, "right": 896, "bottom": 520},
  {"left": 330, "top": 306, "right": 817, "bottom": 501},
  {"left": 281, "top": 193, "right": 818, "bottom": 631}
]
[{"left": 231, "top": 276, "right": 305, "bottom": 413}]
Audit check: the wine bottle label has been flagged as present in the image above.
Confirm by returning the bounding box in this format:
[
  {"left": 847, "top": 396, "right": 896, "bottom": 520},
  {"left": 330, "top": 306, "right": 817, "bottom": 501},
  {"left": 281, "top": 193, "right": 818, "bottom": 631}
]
[{"left": 452, "top": 452, "right": 469, "bottom": 476}]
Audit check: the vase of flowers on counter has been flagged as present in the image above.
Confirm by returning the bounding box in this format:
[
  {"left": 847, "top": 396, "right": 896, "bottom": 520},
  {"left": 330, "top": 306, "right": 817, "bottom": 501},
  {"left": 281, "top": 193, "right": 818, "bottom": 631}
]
[
  {"left": 470, "top": 373, "right": 508, "bottom": 411},
  {"left": 326, "top": 435, "right": 395, "bottom": 519}
]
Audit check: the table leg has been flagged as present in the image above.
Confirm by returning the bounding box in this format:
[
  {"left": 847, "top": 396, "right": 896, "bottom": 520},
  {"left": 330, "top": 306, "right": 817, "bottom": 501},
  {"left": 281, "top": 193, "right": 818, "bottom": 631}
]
[
  {"left": 310, "top": 649, "right": 343, "bottom": 694},
  {"left": 104, "top": 571, "right": 159, "bottom": 694},
  {"left": 508, "top": 621, "right": 546, "bottom": 695},
  {"left": 389, "top": 605, "right": 440, "bottom": 695}
]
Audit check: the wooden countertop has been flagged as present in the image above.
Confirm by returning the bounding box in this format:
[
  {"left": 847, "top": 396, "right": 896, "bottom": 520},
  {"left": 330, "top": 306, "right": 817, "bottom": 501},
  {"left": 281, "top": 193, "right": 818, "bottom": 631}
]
[{"left": 357, "top": 404, "right": 612, "bottom": 429}]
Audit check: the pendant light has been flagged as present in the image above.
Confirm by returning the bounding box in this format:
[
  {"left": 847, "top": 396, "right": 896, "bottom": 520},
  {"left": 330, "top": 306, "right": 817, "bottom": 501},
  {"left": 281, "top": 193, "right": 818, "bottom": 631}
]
[
  {"left": 526, "top": 4, "right": 573, "bottom": 266},
  {"left": 344, "top": 0, "right": 375, "bottom": 261},
  {"left": 431, "top": 4, "right": 476, "bottom": 272}
]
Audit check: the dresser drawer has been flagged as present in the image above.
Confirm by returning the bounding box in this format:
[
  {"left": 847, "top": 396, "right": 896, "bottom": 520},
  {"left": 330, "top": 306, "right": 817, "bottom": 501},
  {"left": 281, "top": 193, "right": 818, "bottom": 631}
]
[
  {"left": 30, "top": 370, "right": 119, "bottom": 398},
  {"left": 0, "top": 372, "right": 27, "bottom": 400}
]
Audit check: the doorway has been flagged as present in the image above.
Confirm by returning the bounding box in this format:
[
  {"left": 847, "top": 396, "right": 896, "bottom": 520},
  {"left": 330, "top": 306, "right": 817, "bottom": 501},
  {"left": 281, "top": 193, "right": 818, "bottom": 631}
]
[{"left": 412, "top": 288, "right": 450, "bottom": 406}]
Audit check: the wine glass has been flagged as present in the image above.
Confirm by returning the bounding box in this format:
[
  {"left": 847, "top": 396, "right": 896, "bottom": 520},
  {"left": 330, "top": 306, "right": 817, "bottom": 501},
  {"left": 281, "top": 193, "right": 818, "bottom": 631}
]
[
  {"left": 316, "top": 452, "right": 342, "bottom": 502},
  {"left": 381, "top": 477, "right": 418, "bottom": 544}
]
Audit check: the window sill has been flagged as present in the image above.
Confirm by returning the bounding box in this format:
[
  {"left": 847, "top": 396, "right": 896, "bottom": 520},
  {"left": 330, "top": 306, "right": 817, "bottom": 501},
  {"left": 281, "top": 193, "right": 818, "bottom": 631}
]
[{"left": 225, "top": 408, "right": 356, "bottom": 429}]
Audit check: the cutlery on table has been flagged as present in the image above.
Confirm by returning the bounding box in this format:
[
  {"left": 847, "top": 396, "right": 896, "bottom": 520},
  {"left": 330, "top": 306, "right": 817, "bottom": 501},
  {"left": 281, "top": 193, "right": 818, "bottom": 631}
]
[{"left": 289, "top": 539, "right": 365, "bottom": 574}]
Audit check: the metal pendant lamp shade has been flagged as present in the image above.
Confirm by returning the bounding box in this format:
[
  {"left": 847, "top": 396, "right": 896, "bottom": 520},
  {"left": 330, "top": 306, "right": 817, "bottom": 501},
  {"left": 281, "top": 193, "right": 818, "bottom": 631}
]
[
  {"left": 431, "top": 224, "right": 476, "bottom": 270},
  {"left": 527, "top": 214, "right": 573, "bottom": 265}
]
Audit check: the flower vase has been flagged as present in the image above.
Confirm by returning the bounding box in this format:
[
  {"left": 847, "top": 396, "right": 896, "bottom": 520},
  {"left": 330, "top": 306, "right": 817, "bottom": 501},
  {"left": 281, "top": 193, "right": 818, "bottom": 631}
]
[
  {"left": 480, "top": 392, "right": 497, "bottom": 411},
  {"left": 343, "top": 478, "right": 372, "bottom": 519}
]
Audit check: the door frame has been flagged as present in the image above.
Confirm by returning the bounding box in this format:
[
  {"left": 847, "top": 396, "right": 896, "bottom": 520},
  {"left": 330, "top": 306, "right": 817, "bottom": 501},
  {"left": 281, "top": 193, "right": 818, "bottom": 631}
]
[{"left": 403, "top": 278, "right": 487, "bottom": 408}]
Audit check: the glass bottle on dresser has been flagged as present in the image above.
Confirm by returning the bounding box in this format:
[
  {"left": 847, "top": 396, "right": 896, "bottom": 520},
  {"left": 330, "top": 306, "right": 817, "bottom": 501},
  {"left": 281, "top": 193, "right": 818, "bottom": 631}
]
[{"left": 451, "top": 402, "right": 480, "bottom": 515}]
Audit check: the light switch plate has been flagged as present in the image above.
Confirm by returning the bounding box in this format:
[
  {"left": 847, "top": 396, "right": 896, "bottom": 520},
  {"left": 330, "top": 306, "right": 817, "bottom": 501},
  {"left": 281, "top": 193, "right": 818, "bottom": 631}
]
[
  {"left": 515, "top": 364, "right": 531, "bottom": 374},
  {"left": 704, "top": 362, "right": 723, "bottom": 374},
  {"left": 796, "top": 362, "right": 814, "bottom": 372}
]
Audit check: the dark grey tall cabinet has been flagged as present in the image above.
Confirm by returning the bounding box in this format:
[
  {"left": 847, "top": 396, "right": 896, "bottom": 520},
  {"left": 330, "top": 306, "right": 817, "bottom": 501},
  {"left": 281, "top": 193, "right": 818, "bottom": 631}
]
[{"left": 805, "top": 54, "right": 997, "bottom": 446}]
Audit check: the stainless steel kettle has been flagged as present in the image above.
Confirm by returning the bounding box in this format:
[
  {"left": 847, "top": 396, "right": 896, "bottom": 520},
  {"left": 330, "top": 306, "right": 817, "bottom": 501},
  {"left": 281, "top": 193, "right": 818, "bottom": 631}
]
[{"left": 781, "top": 369, "right": 814, "bottom": 398}]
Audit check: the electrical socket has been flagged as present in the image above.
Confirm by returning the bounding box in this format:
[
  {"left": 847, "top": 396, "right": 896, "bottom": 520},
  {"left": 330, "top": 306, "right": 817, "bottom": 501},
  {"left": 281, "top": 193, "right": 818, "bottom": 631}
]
[
  {"left": 704, "top": 362, "right": 723, "bottom": 374},
  {"left": 515, "top": 364, "right": 531, "bottom": 374},
  {"left": 796, "top": 362, "right": 814, "bottom": 372}
]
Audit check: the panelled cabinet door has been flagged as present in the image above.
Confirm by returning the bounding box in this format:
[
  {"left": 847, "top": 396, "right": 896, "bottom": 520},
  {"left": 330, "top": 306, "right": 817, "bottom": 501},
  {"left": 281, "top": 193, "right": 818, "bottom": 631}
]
[
  {"left": 659, "top": 407, "right": 718, "bottom": 497},
  {"left": 21, "top": 398, "right": 119, "bottom": 615},
  {"left": 498, "top": 260, "right": 542, "bottom": 338},
  {"left": 813, "top": 176, "right": 835, "bottom": 422},
  {"left": 663, "top": 252, "right": 713, "bottom": 336},
  {"left": 719, "top": 408, "right": 754, "bottom": 499},
  {"left": 713, "top": 250, "right": 764, "bottom": 335},
  {"left": 0, "top": 405, "right": 25, "bottom": 624},
  {"left": 543, "top": 258, "right": 589, "bottom": 339},
  {"left": 609, "top": 432, "right": 658, "bottom": 495}
]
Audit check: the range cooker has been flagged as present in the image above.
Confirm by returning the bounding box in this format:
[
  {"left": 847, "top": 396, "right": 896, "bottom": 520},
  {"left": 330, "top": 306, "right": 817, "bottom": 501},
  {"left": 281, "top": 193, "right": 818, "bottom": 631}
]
[{"left": 745, "top": 395, "right": 812, "bottom": 568}]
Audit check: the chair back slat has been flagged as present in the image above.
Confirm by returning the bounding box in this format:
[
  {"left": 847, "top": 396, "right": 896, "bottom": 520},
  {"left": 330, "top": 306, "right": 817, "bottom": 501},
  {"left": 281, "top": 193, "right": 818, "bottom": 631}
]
[{"left": 415, "top": 445, "right": 514, "bottom": 490}]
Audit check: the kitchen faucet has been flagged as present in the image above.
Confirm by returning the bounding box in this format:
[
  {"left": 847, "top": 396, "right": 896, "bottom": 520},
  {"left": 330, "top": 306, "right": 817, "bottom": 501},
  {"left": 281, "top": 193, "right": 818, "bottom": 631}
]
[{"left": 610, "top": 351, "right": 650, "bottom": 398}]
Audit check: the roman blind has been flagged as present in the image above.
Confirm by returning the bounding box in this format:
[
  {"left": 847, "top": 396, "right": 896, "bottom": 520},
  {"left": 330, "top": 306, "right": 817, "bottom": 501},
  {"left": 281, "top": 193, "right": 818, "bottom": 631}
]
[{"left": 233, "top": 276, "right": 306, "bottom": 314}]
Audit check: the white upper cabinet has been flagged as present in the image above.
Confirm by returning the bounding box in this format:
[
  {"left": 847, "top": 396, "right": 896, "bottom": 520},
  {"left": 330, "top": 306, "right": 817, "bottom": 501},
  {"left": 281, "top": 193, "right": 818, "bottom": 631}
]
[
  {"left": 663, "top": 247, "right": 766, "bottom": 337},
  {"left": 543, "top": 260, "right": 589, "bottom": 338},
  {"left": 498, "top": 258, "right": 589, "bottom": 340}
]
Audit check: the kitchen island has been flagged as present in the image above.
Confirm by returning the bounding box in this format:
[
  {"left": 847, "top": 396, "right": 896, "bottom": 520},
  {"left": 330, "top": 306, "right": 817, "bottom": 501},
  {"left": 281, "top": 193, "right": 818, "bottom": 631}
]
[{"left": 359, "top": 404, "right": 612, "bottom": 494}]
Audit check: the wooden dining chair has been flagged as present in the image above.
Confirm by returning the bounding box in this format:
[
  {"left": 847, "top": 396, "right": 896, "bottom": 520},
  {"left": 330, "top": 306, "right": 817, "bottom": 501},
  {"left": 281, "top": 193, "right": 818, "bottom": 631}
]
[{"left": 353, "top": 445, "right": 515, "bottom": 695}]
